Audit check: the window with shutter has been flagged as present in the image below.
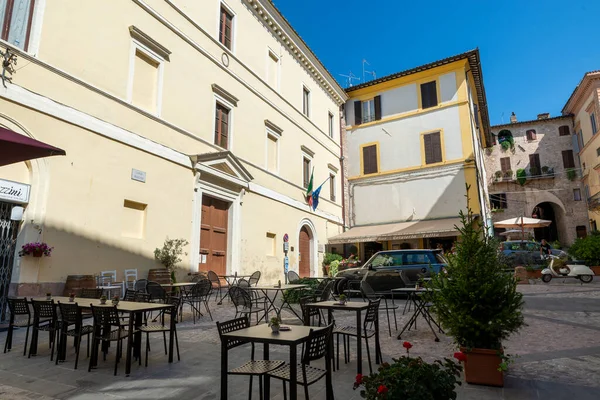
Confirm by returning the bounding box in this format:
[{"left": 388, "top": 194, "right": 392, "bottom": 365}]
[
  {"left": 361, "top": 99, "right": 375, "bottom": 123},
  {"left": 558, "top": 125, "right": 570, "bottom": 136},
  {"left": 302, "top": 87, "right": 311, "bottom": 117},
  {"left": 500, "top": 157, "right": 511, "bottom": 172},
  {"left": 328, "top": 112, "right": 335, "bottom": 137},
  {"left": 562, "top": 150, "right": 575, "bottom": 169},
  {"left": 362, "top": 145, "right": 378, "bottom": 175},
  {"left": 490, "top": 193, "right": 508, "bottom": 209},
  {"left": 374, "top": 95, "right": 382, "bottom": 121},
  {"left": 420, "top": 81, "right": 438, "bottom": 109},
  {"left": 573, "top": 189, "right": 582, "bottom": 201},
  {"left": 354, "top": 101, "right": 362, "bottom": 126},
  {"left": 526, "top": 130, "right": 537, "bottom": 141},
  {"left": 214, "top": 103, "right": 230, "bottom": 149},
  {"left": 329, "top": 174, "right": 336, "bottom": 201},
  {"left": 219, "top": 6, "right": 233, "bottom": 50},
  {"left": 303, "top": 157, "right": 311, "bottom": 188},
  {"left": 591, "top": 113, "right": 598, "bottom": 134},
  {"left": 529, "top": 154, "right": 541, "bottom": 175},
  {"left": 0, "top": 0, "right": 36, "bottom": 51},
  {"left": 423, "top": 132, "right": 442, "bottom": 164}
]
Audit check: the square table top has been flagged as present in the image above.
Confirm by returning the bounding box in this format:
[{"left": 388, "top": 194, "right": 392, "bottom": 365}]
[
  {"left": 222, "top": 323, "right": 318, "bottom": 345},
  {"left": 390, "top": 287, "right": 432, "bottom": 293},
  {"left": 31, "top": 296, "right": 173, "bottom": 312},
  {"left": 160, "top": 282, "right": 196, "bottom": 287},
  {"left": 306, "top": 301, "right": 370, "bottom": 311},
  {"left": 246, "top": 284, "right": 308, "bottom": 291}
]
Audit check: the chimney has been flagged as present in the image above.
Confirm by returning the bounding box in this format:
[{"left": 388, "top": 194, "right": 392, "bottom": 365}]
[
  {"left": 510, "top": 112, "right": 517, "bottom": 123},
  {"left": 537, "top": 113, "right": 550, "bottom": 120}
]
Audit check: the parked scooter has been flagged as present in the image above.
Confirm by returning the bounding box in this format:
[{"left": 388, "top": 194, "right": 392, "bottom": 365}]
[{"left": 540, "top": 254, "right": 594, "bottom": 283}]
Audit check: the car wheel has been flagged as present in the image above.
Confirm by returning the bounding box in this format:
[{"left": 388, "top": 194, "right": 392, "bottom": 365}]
[
  {"left": 334, "top": 277, "right": 349, "bottom": 295},
  {"left": 579, "top": 275, "right": 593, "bottom": 283},
  {"left": 541, "top": 274, "right": 552, "bottom": 283}
]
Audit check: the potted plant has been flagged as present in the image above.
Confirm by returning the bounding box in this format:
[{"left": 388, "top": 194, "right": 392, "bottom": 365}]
[
  {"left": 100, "top": 295, "right": 107, "bottom": 305},
  {"left": 46, "top": 292, "right": 52, "bottom": 300},
  {"left": 154, "top": 237, "right": 189, "bottom": 284},
  {"left": 269, "top": 316, "right": 281, "bottom": 333},
  {"left": 329, "top": 260, "right": 340, "bottom": 277},
  {"left": 494, "top": 171, "right": 502, "bottom": 182},
  {"left": 19, "top": 242, "right": 53, "bottom": 258},
  {"left": 566, "top": 168, "right": 577, "bottom": 181},
  {"left": 516, "top": 169, "right": 527, "bottom": 186},
  {"left": 353, "top": 342, "right": 462, "bottom": 399},
  {"left": 503, "top": 170, "right": 513, "bottom": 180},
  {"left": 429, "top": 192, "right": 525, "bottom": 387},
  {"left": 69, "top": 292, "right": 76, "bottom": 302},
  {"left": 323, "top": 253, "right": 343, "bottom": 276},
  {"left": 112, "top": 295, "right": 120, "bottom": 305},
  {"left": 338, "top": 294, "right": 347, "bottom": 305}
]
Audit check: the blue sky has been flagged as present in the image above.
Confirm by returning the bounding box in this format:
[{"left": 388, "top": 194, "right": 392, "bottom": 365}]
[{"left": 273, "top": 0, "right": 600, "bottom": 125}]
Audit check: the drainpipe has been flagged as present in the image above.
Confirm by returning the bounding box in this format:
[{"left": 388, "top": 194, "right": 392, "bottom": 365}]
[{"left": 339, "top": 105, "right": 347, "bottom": 232}]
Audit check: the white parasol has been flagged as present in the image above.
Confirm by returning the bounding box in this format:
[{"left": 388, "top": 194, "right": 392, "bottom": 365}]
[{"left": 494, "top": 216, "right": 552, "bottom": 240}]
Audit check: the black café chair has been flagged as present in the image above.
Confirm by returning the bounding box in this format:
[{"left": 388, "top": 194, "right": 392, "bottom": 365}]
[
  {"left": 123, "top": 289, "right": 137, "bottom": 302},
  {"left": 207, "top": 270, "right": 225, "bottom": 302},
  {"left": 28, "top": 299, "right": 59, "bottom": 360},
  {"left": 299, "top": 295, "right": 322, "bottom": 326},
  {"left": 334, "top": 298, "right": 382, "bottom": 374},
  {"left": 286, "top": 270, "right": 301, "bottom": 284},
  {"left": 229, "top": 286, "right": 266, "bottom": 325},
  {"left": 185, "top": 279, "right": 213, "bottom": 323},
  {"left": 267, "top": 324, "right": 335, "bottom": 400},
  {"left": 4, "top": 297, "right": 31, "bottom": 355},
  {"left": 134, "top": 278, "right": 148, "bottom": 293},
  {"left": 217, "top": 316, "right": 285, "bottom": 400},
  {"left": 140, "top": 295, "right": 181, "bottom": 367},
  {"left": 360, "top": 281, "right": 398, "bottom": 336},
  {"left": 146, "top": 281, "right": 167, "bottom": 303},
  {"left": 248, "top": 271, "right": 261, "bottom": 286},
  {"left": 80, "top": 288, "right": 103, "bottom": 299},
  {"left": 56, "top": 301, "right": 93, "bottom": 369}
]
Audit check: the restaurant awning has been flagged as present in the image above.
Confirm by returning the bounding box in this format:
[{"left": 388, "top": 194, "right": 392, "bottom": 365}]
[
  {"left": 0, "top": 127, "right": 66, "bottom": 167},
  {"left": 328, "top": 217, "right": 462, "bottom": 244}
]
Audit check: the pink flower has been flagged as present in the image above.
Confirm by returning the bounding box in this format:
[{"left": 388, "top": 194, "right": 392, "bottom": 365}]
[{"left": 453, "top": 351, "right": 467, "bottom": 362}]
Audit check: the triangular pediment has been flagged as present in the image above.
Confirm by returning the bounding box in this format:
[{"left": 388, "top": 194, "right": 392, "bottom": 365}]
[{"left": 190, "top": 151, "right": 253, "bottom": 185}]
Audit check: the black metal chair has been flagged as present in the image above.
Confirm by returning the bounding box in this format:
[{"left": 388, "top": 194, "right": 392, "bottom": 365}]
[
  {"left": 140, "top": 296, "right": 180, "bottom": 367},
  {"left": 207, "top": 270, "right": 225, "bottom": 302},
  {"left": 185, "top": 279, "right": 213, "bottom": 323},
  {"left": 134, "top": 278, "right": 148, "bottom": 293},
  {"left": 248, "top": 271, "right": 261, "bottom": 286},
  {"left": 299, "top": 295, "right": 321, "bottom": 326},
  {"left": 334, "top": 298, "right": 382, "bottom": 374},
  {"left": 3, "top": 297, "right": 31, "bottom": 355},
  {"left": 267, "top": 324, "right": 334, "bottom": 400},
  {"left": 88, "top": 304, "right": 135, "bottom": 376},
  {"left": 286, "top": 270, "right": 301, "bottom": 283},
  {"left": 217, "top": 316, "right": 285, "bottom": 400},
  {"left": 360, "top": 281, "right": 398, "bottom": 336},
  {"left": 80, "top": 288, "right": 103, "bottom": 299},
  {"left": 318, "top": 281, "right": 334, "bottom": 302},
  {"left": 399, "top": 271, "right": 415, "bottom": 314},
  {"left": 229, "top": 286, "right": 266, "bottom": 325},
  {"left": 123, "top": 289, "right": 137, "bottom": 302},
  {"left": 56, "top": 301, "right": 93, "bottom": 369},
  {"left": 146, "top": 281, "right": 167, "bottom": 303},
  {"left": 28, "top": 299, "right": 59, "bottom": 360}
]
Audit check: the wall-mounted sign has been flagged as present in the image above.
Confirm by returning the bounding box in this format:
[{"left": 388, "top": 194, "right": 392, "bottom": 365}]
[
  {"left": 0, "top": 178, "right": 30, "bottom": 204},
  {"left": 283, "top": 233, "right": 289, "bottom": 242},
  {"left": 131, "top": 169, "right": 146, "bottom": 183}
]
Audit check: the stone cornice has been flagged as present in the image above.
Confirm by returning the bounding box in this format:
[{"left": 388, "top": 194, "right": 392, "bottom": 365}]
[
  {"left": 562, "top": 72, "right": 600, "bottom": 114},
  {"left": 244, "top": 0, "right": 347, "bottom": 106}
]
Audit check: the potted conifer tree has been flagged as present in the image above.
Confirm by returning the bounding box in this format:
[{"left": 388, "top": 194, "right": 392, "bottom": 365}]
[{"left": 429, "top": 191, "right": 524, "bottom": 387}]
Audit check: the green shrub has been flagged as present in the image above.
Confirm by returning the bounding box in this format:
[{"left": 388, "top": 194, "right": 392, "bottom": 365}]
[
  {"left": 323, "top": 252, "right": 343, "bottom": 266},
  {"left": 282, "top": 278, "right": 319, "bottom": 304},
  {"left": 329, "top": 260, "right": 340, "bottom": 277},
  {"left": 566, "top": 168, "right": 577, "bottom": 181},
  {"left": 568, "top": 231, "right": 600, "bottom": 265},
  {"left": 516, "top": 169, "right": 526, "bottom": 186}
]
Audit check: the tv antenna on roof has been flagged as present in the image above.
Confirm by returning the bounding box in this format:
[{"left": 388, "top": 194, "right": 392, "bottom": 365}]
[
  {"left": 362, "top": 59, "right": 376, "bottom": 82},
  {"left": 339, "top": 71, "right": 360, "bottom": 88}
]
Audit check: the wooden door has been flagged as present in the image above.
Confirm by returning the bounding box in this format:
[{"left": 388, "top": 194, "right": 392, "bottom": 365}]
[
  {"left": 299, "top": 226, "right": 311, "bottom": 277},
  {"left": 200, "top": 196, "right": 229, "bottom": 275}
]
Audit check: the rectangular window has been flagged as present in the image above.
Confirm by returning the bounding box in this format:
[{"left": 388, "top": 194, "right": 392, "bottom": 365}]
[
  {"left": 558, "top": 125, "right": 570, "bottom": 136},
  {"left": 122, "top": 200, "right": 147, "bottom": 239},
  {"left": 329, "top": 173, "right": 336, "bottom": 202},
  {"left": 500, "top": 157, "right": 511, "bottom": 177},
  {"left": 266, "top": 133, "right": 278, "bottom": 173},
  {"left": 423, "top": 131, "right": 442, "bottom": 164},
  {"left": 529, "top": 154, "right": 541, "bottom": 175},
  {"left": 302, "top": 86, "right": 310, "bottom": 117},
  {"left": 578, "top": 130, "right": 584, "bottom": 150},
  {"left": 214, "top": 103, "right": 230, "bottom": 149},
  {"left": 267, "top": 50, "right": 279, "bottom": 89},
  {"left": 361, "top": 99, "right": 375, "bottom": 123},
  {"left": 526, "top": 129, "right": 537, "bottom": 140},
  {"left": 597, "top": 147, "right": 600, "bottom": 157},
  {"left": 490, "top": 193, "right": 507, "bottom": 209},
  {"left": 266, "top": 232, "right": 276, "bottom": 256},
  {"left": 0, "top": 0, "right": 36, "bottom": 51},
  {"left": 576, "top": 226, "right": 587, "bottom": 239},
  {"left": 131, "top": 49, "right": 160, "bottom": 113},
  {"left": 591, "top": 113, "right": 598, "bottom": 134},
  {"left": 573, "top": 188, "right": 582, "bottom": 201},
  {"left": 362, "top": 144, "right": 378, "bottom": 175},
  {"left": 562, "top": 150, "right": 575, "bottom": 169},
  {"left": 328, "top": 112, "right": 335, "bottom": 138},
  {"left": 219, "top": 6, "right": 233, "bottom": 50},
  {"left": 302, "top": 157, "right": 311, "bottom": 188},
  {"left": 420, "top": 81, "right": 438, "bottom": 109}
]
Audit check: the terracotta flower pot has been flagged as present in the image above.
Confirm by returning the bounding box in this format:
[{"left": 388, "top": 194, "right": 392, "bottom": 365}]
[
  {"left": 461, "top": 347, "right": 504, "bottom": 387},
  {"left": 32, "top": 249, "right": 43, "bottom": 257}
]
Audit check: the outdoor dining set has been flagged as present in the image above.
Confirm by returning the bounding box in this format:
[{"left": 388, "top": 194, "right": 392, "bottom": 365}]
[{"left": 2, "top": 268, "right": 442, "bottom": 400}]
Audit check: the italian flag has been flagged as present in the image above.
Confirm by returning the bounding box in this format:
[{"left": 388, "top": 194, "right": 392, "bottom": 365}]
[{"left": 306, "top": 168, "right": 314, "bottom": 207}]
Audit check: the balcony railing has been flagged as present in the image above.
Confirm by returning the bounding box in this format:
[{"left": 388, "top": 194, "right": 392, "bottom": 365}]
[{"left": 588, "top": 192, "right": 600, "bottom": 211}]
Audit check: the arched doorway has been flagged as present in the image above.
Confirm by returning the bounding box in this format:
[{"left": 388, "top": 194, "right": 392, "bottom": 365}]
[
  {"left": 298, "top": 226, "right": 311, "bottom": 277},
  {"left": 532, "top": 202, "right": 559, "bottom": 242}
]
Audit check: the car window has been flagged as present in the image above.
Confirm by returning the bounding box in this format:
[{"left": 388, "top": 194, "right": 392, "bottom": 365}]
[
  {"left": 403, "top": 252, "right": 431, "bottom": 264},
  {"left": 370, "top": 254, "right": 400, "bottom": 267}
]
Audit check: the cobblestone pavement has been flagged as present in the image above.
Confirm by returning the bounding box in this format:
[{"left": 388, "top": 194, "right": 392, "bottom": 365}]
[{"left": 1, "top": 281, "right": 600, "bottom": 399}]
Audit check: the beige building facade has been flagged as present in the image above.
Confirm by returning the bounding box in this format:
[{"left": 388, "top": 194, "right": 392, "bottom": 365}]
[
  {"left": 0, "top": 0, "right": 347, "bottom": 298},
  {"left": 485, "top": 114, "right": 589, "bottom": 245},
  {"left": 562, "top": 71, "right": 600, "bottom": 231}
]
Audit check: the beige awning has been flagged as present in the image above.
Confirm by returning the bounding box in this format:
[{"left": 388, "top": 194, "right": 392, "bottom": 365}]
[{"left": 328, "top": 217, "right": 462, "bottom": 244}]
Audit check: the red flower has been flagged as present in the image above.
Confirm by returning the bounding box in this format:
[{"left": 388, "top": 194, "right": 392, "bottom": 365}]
[
  {"left": 402, "top": 341, "right": 412, "bottom": 350},
  {"left": 355, "top": 374, "right": 363, "bottom": 384},
  {"left": 453, "top": 351, "right": 467, "bottom": 362},
  {"left": 377, "top": 385, "right": 388, "bottom": 395}
]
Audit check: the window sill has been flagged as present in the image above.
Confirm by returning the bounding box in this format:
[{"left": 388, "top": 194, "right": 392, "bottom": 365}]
[{"left": 215, "top": 40, "right": 235, "bottom": 57}]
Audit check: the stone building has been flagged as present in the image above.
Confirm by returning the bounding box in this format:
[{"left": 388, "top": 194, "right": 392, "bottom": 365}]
[{"left": 484, "top": 113, "right": 589, "bottom": 245}]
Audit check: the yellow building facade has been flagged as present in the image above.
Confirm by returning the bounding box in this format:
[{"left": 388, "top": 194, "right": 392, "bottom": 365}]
[{"left": 0, "top": 0, "right": 347, "bottom": 297}]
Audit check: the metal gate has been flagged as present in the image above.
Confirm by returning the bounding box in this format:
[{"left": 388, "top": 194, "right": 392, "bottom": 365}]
[{"left": 0, "top": 201, "right": 19, "bottom": 322}]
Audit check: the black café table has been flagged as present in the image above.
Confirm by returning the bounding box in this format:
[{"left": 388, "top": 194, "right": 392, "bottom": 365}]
[
  {"left": 31, "top": 296, "right": 175, "bottom": 375},
  {"left": 392, "top": 287, "right": 443, "bottom": 342},
  {"left": 217, "top": 274, "right": 251, "bottom": 304},
  {"left": 221, "top": 324, "right": 332, "bottom": 400},
  {"left": 306, "top": 300, "right": 378, "bottom": 374},
  {"left": 246, "top": 284, "right": 308, "bottom": 322}
]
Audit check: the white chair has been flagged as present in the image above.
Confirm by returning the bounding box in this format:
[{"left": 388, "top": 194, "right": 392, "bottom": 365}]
[
  {"left": 99, "top": 270, "right": 121, "bottom": 298},
  {"left": 124, "top": 269, "right": 138, "bottom": 294}
]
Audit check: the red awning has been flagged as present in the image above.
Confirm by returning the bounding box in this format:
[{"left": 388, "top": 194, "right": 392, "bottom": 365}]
[{"left": 0, "top": 127, "right": 66, "bottom": 167}]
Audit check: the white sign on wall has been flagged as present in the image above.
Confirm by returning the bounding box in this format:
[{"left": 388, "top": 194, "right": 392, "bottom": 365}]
[
  {"left": 0, "top": 178, "right": 30, "bottom": 204},
  {"left": 131, "top": 169, "right": 146, "bottom": 183}
]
